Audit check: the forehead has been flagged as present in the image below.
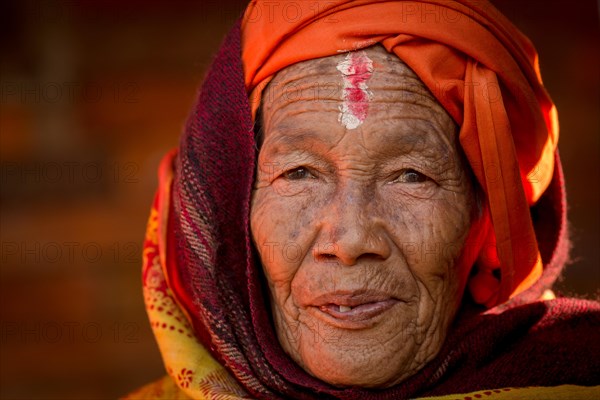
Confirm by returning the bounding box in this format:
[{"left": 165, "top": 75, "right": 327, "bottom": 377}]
[{"left": 260, "top": 45, "right": 457, "bottom": 153}]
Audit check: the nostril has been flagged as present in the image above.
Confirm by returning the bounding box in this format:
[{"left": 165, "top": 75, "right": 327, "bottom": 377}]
[
  {"left": 315, "top": 253, "right": 337, "bottom": 263},
  {"left": 361, "top": 252, "right": 386, "bottom": 261}
]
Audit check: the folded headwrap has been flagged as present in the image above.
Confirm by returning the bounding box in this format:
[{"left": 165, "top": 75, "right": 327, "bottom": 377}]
[
  {"left": 138, "top": 1, "right": 600, "bottom": 398},
  {"left": 241, "top": 0, "right": 558, "bottom": 307}
]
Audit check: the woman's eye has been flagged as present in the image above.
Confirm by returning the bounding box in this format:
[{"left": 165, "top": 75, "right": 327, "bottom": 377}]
[
  {"left": 283, "top": 167, "right": 313, "bottom": 180},
  {"left": 395, "top": 169, "right": 429, "bottom": 183}
]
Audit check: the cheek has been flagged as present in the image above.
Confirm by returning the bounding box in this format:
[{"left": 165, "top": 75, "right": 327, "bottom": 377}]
[
  {"left": 377, "top": 188, "right": 473, "bottom": 357},
  {"left": 250, "top": 186, "right": 323, "bottom": 290},
  {"left": 250, "top": 185, "right": 332, "bottom": 363},
  {"left": 380, "top": 187, "right": 473, "bottom": 291}
]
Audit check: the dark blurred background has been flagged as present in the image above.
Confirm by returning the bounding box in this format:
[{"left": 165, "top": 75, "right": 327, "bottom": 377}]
[{"left": 0, "top": 1, "right": 598, "bottom": 398}]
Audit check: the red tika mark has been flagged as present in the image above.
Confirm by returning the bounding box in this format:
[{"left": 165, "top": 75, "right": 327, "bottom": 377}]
[
  {"left": 344, "top": 52, "right": 372, "bottom": 122},
  {"left": 337, "top": 51, "right": 373, "bottom": 129}
]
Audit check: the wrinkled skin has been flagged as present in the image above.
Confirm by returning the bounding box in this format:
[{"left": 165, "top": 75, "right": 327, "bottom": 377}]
[{"left": 250, "top": 45, "right": 476, "bottom": 388}]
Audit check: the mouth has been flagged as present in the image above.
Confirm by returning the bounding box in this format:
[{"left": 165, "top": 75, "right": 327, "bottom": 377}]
[
  {"left": 309, "top": 291, "right": 402, "bottom": 329},
  {"left": 319, "top": 299, "right": 399, "bottom": 319}
]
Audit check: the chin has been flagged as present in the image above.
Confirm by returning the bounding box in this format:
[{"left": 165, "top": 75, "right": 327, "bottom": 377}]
[
  {"left": 302, "top": 350, "right": 406, "bottom": 388},
  {"left": 292, "top": 329, "right": 421, "bottom": 388}
]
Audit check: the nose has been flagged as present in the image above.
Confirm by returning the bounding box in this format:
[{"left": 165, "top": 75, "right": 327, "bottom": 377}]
[{"left": 314, "top": 184, "right": 392, "bottom": 266}]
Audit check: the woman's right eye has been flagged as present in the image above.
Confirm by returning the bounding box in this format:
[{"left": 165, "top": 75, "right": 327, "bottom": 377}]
[{"left": 282, "top": 167, "right": 314, "bottom": 180}]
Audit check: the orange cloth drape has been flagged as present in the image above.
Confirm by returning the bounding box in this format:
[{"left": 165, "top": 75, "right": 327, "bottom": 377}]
[{"left": 240, "top": 0, "right": 559, "bottom": 306}]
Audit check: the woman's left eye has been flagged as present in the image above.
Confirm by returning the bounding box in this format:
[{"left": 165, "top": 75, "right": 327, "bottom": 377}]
[
  {"left": 282, "top": 167, "right": 314, "bottom": 180},
  {"left": 394, "top": 169, "right": 429, "bottom": 183}
]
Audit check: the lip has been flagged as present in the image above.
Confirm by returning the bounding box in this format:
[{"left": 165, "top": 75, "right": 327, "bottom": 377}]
[{"left": 308, "top": 290, "right": 402, "bottom": 329}]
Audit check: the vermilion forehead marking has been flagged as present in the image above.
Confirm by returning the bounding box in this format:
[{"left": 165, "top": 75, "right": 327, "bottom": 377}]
[{"left": 336, "top": 51, "right": 374, "bottom": 129}]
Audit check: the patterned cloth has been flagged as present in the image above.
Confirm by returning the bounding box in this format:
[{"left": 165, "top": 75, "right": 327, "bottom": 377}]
[{"left": 126, "top": 375, "right": 600, "bottom": 400}]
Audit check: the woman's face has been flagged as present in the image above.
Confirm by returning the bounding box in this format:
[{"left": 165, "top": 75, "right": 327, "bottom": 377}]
[{"left": 250, "top": 45, "right": 476, "bottom": 388}]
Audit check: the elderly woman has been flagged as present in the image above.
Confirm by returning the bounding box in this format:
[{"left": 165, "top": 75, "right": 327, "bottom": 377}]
[{"left": 129, "top": 1, "right": 599, "bottom": 399}]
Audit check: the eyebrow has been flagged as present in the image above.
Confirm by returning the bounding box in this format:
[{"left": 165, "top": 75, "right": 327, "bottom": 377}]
[
  {"left": 261, "top": 127, "right": 327, "bottom": 157},
  {"left": 375, "top": 117, "right": 455, "bottom": 156}
]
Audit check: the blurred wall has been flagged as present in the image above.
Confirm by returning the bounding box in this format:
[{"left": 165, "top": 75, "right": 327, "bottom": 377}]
[{"left": 0, "top": 0, "right": 598, "bottom": 398}]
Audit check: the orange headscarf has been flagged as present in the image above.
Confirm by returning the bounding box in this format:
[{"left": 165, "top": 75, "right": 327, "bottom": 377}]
[{"left": 240, "top": 0, "right": 559, "bottom": 307}]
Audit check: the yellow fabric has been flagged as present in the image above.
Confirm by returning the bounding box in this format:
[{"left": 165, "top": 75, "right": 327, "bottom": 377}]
[
  {"left": 417, "top": 385, "right": 600, "bottom": 400},
  {"left": 125, "top": 372, "right": 599, "bottom": 400},
  {"left": 124, "top": 375, "right": 193, "bottom": 399},
  {"left": 139, "top": 197, "right": 249, "bottom": 399}
]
